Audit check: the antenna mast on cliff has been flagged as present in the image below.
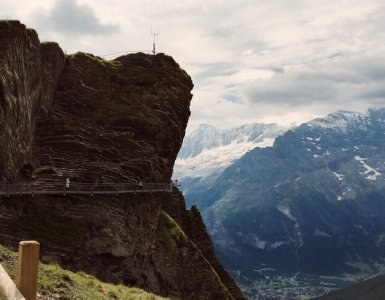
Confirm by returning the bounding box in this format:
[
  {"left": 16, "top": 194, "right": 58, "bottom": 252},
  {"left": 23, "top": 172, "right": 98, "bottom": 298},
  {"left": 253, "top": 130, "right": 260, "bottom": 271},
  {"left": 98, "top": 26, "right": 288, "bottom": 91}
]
[{"left": 151, "top": 27, "right": 159, "bottom": 55}]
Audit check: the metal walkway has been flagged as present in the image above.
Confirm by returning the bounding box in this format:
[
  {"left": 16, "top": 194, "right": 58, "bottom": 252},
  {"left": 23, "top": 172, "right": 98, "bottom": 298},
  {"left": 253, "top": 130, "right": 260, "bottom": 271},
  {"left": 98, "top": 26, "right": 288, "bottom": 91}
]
[{"left": 0, "top": 182, "right": 173, "bottom": 196}]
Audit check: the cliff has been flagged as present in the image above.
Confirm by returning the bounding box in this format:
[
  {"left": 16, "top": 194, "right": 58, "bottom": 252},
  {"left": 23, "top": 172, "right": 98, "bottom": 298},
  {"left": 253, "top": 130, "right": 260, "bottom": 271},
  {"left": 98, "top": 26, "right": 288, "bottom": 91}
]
[{"left": 0, "top": 20, "right": 244, "bottom": 300}]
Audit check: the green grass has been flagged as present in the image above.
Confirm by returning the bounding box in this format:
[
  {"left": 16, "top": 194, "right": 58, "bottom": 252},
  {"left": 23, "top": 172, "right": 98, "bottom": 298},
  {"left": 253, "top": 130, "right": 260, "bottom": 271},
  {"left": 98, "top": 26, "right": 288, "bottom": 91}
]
[
  {"left": 0, "top": 244, "right": 167, "bottom": 300},
  {"left": 156, "top": 210, "right": 188, "bottom": 252},
  {"left": 69, "top": 52, "right": 122, "bottom": 68}
]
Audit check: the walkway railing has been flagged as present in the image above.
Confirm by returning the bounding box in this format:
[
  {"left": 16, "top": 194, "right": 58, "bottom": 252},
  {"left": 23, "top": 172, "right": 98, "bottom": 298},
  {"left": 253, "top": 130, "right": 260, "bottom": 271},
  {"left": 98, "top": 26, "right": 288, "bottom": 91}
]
[{"left": 0, "top": 182, "right": 173, "bottom": 196}]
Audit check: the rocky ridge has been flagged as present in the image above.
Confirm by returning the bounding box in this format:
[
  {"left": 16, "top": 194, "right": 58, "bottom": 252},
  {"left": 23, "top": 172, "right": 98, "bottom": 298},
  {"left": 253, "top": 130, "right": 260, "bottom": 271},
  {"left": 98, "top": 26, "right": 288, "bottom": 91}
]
[{"left": 0, "top": 20, "right": 244, "bottom": 300}]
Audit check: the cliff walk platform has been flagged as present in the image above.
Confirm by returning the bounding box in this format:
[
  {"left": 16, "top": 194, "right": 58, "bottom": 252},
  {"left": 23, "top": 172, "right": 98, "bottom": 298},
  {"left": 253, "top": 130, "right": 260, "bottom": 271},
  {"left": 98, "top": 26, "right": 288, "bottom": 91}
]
[{"left": 0, "top": 182, "right": 174, "bottom": 196}]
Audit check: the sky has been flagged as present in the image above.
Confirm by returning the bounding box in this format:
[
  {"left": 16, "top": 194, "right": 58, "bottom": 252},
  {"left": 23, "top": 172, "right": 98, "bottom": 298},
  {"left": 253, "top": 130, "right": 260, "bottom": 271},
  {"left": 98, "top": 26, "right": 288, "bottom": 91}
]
[{"left": 2, "top": 0, "right": 385, "bottom": 131}]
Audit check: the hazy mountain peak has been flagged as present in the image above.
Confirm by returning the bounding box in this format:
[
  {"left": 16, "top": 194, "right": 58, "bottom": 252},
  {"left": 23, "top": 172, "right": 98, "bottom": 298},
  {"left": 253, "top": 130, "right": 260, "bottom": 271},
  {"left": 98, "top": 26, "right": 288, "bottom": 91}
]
[
  {"left": 178, "top": 123, "right": 286, "bottom": 159},
  {"left": 306, "top": 110, "right": 367, "bottom": 132},
  {"left": 174, "top": 122, "right": 287, "bottom": 196}
]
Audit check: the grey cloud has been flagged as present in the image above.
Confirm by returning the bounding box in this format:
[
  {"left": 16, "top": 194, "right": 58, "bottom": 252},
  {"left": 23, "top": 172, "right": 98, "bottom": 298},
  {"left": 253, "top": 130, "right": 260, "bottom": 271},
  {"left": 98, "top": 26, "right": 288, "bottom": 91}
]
[
  {"left": 351, "top": 61, "right": 385, "bottom": 80},
  {"left": 36, "top": 0, "right": 119, "bottom": 35},
  {"left": 194, "top": 62, "right": 238, "bottom": 82},
  {"left": 359, "top": 83, "right": 385, "bottom": 100},
  {"left": 245, "top": 75, "right": 334, "bottom": 106},
  {"left": 244, "top": 54, "right": 385, "bottom": 109},
  {"left": 327, "top": 52, "right": 348, "bottom": 60},
  {"left": 271, "top": 66, "right": 284, "bottom": 74}
]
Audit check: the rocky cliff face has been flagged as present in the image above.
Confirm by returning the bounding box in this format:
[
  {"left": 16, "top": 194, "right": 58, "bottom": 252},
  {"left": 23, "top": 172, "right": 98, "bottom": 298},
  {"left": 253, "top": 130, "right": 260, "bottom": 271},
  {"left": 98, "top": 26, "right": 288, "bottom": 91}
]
[
  {"left": 0, "top": 21, "right": 65, "bottom": 179},
  {"left": 0, "top": 20, "right": 244, "bottom": 300}
]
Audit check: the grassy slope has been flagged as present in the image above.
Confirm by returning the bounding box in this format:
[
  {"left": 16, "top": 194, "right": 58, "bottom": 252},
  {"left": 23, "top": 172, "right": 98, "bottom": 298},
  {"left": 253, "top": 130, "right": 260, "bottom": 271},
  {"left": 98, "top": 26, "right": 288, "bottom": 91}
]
[
  {"left": 156, "top": 210, "right": 188, "bottom": 252},
  {"left": 0, "top": 244, "right": 167, "bottom": 300}
]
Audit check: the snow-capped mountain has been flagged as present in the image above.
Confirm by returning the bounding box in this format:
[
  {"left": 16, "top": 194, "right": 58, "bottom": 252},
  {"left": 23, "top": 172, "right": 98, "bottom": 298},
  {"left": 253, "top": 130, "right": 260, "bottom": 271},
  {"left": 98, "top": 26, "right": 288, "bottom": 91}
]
[
  {"left": 174, "top": 123, "right": 286, "bottom": 181},
  {"left": 185, "top": 108, "right": 385, "bottom": 295},
  {"left": 178, "top": 123, "right": 283, "bottom": 159}
]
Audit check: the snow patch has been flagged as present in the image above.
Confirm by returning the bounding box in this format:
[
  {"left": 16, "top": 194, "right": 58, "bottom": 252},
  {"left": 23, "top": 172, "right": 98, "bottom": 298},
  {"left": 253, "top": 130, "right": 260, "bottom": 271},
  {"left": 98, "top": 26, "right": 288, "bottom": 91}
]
[
  {"left": 254, "top": 137, "right": 276, "bottom": 148},
  {"left": 253, "top": 236, "right": 267, "bottom": 249},
  {"left": 333, "top": 171, "right": 343, "bottom": 181},
  {"left": 355, "top": 155, "right": 367, "bottom": 161},
  {"left": 355, "top": 155, "right": 381, "bottom": 180},
  {"left": 277, "top": 199, "right": 296, "bottom": 222},
  {"left": 277, "top": 199, "right": 304, "bottom": 248},
  {"left": 270, "top": 241, "right": 285, "bottom": 249},
  {"left": 314, "top": 228, "right": 332, "bottom": 238},
  {"left": 376, "top": 233, "right": 385, "bottom": 246}
]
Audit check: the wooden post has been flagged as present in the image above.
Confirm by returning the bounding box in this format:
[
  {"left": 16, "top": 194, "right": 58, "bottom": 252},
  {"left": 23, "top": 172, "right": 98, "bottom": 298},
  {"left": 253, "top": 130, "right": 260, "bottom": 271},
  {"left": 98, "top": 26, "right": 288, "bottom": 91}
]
[{"left": 16, "top": 241, "right": 40, "bottom": 300}]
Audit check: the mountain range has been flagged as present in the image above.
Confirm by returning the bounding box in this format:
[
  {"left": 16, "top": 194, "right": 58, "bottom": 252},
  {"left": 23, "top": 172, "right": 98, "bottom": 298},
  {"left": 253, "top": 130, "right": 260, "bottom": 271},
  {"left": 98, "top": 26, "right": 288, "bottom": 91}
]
[{"left": 176, "top": 108, "right": 385, "bottom": 298}]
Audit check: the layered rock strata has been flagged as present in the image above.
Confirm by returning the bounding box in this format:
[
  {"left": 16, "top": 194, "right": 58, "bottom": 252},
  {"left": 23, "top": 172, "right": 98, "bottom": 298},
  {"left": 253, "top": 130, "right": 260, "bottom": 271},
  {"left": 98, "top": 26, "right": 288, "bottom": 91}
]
[{"left": 0, "top": 20, "right": 244, "bottom": 299}]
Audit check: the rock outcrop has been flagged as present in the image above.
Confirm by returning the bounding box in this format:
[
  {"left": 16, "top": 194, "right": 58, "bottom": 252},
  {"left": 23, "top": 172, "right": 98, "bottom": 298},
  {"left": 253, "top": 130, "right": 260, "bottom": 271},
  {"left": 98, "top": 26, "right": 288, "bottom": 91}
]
[
  {"left": 0, "top": 21, "right": 65, "bottom": 179},
  {"left": 0, "top": 20, "right": 244, "bottom": 299}
]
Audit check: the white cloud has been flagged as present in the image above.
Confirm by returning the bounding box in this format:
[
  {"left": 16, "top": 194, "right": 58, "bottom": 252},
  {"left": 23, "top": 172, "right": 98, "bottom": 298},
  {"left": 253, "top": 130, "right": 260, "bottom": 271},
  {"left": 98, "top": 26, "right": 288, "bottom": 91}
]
[{"left": 1, "top": 0, "right": 385, "bottom": 128}]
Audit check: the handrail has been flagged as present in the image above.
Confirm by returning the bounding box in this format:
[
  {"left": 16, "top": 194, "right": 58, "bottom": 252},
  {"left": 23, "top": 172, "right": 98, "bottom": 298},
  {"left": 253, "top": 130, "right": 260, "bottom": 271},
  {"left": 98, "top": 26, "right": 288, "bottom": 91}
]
[{"left": 0, "top": 182, "right": 174, "bottom": 196}]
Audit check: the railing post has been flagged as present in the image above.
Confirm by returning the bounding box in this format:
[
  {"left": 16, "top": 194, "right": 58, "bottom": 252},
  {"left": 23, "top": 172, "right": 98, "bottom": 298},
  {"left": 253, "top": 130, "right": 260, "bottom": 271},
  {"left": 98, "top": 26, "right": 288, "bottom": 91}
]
[{"left": 16, "top": 241, "right": 40, "bottom": 300}]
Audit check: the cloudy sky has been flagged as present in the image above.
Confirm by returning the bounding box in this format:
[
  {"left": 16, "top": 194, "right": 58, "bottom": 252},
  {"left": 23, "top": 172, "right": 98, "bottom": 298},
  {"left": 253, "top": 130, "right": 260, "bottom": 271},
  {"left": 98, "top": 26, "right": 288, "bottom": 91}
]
[{"left": 2, "top": 0, "right": 385, "bottom": 130}]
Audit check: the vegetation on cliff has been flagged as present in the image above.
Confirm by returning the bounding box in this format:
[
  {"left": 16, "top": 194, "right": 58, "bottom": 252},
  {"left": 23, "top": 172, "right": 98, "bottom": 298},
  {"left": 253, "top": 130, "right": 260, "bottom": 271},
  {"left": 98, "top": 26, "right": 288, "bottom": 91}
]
[{"left": 156, "top": 210, "right": 188, "bottom": 252}]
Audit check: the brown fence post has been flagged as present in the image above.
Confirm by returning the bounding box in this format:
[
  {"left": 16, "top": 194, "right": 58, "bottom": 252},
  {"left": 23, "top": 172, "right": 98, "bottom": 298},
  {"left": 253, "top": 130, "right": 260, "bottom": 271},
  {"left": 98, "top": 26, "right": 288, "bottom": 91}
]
[{"left": 16, "top": 241, "right": 40, "bottom": 300}]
